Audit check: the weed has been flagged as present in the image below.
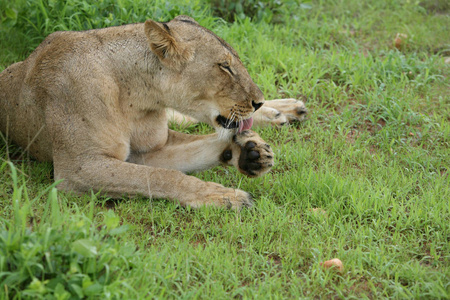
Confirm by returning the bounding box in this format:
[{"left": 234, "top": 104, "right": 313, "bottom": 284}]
[{"left": 0, "top": 162, "right": 139, "bottom": 298}]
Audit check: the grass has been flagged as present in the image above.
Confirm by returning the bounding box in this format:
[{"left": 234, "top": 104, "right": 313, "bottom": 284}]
[{"left": 1, "top": 0, "right": 449, "bottom": 298}]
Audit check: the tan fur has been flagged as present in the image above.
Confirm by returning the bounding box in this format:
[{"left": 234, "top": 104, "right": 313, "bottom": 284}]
[{"left": 0, "top": 16, "right": 303, "bottom": 209}]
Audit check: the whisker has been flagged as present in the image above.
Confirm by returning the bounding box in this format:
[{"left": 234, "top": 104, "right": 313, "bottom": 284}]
[
  {"left": 225, "top": 112, "right": 233, "bottom": 128},
  {"left": 227, "top": 111, "right": 235, "bottom": 128}
]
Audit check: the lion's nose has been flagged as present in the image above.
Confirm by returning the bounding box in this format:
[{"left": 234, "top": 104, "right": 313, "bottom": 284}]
[{"left": 252, "top": 100, "right": 263, "bottom": 111}]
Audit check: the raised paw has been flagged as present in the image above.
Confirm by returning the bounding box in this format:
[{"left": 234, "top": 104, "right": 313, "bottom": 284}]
[{"left": 231, "top": 130, "right": 274, "bottom": 177}]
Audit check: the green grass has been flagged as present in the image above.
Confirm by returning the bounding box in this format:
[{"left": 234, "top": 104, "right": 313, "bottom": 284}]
[{"left": 1, "top": 0, "right": 449, "bottom": 298}]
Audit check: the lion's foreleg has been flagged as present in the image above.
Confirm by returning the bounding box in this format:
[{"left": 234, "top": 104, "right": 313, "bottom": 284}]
[
  {"left": 55, "top": 155, "right": 253, "bottom": 209},
  {"left": 166, "top": 99, "right": 308, "bottom": 129},
  {"left": 127, "top": 130, "right": 231, "bottom": 173},
  {"left": 254, "top": 98, "right": 307, "bottom": 126},
  {"left": 127, "top": 129, "right": 274, "bottom": 178}
]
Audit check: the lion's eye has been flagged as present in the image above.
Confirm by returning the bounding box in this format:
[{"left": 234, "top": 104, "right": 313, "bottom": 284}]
[{"left": 219, "top": 62, "right": 234, "bottom": 75}]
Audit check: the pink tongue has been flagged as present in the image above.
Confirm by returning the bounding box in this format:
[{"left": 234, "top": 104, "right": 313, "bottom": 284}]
[{"left": 238, "top": 117, "right": 253, "bottom": 133}]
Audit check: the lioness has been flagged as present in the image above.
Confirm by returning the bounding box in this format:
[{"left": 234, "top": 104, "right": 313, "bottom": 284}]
[{"left": 0, "top": 16, "right": 306, "bottom": 209}]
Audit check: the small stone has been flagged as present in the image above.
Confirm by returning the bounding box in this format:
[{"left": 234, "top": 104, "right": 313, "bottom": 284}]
[
  {"left": 310, "top": 208, "right": 327, "bottom": 217},
  {"left": 394, "top": 33, "right": 408, "bottom": 50},
  {"left": 320, "top": 258, "right": 344, "bottom": 273}
]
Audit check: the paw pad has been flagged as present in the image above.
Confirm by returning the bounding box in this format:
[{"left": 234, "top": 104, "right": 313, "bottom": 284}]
[{"left": 233, "top": 132, "right": 274, "bottom": 177}]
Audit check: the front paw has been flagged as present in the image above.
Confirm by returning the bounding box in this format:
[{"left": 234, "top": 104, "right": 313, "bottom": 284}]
[
  {"left": 187, "top": 182, "right": 253, "bottom": 210},
  {"left": 232, "top": 130, "right": 274, "bottom": 177},
  {"left": 253, "top": 106, "right": 288, "bottom": 127},
  {"left": 283, "top": 99, "right": 308, "bottom": 123},
  {"left": 265, "top": 98, "right": 308, "bottom": 124}
]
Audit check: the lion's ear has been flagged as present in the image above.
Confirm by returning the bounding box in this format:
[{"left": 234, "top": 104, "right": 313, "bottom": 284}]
[{"left": 144, "top": 20, "right": 193, "bottom": 68}]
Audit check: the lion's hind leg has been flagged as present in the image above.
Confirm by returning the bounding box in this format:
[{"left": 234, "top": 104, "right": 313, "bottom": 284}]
[{"left": 166, "top": 108, "right": 199, "bottom": 127}]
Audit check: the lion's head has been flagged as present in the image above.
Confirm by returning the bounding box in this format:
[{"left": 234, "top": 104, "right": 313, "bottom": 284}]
[{"left": 144, "top": 15, "right": 264, "bottom": 133}]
